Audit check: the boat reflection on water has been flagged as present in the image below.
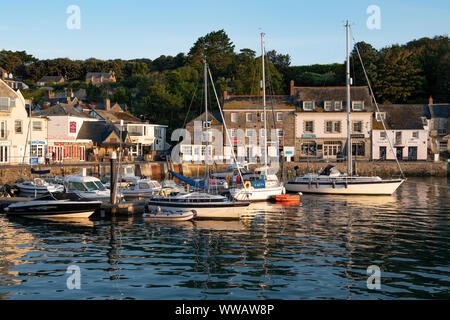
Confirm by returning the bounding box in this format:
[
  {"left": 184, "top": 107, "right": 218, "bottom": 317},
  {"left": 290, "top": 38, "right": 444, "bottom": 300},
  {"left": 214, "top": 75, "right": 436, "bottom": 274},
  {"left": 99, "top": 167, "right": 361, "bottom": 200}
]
[{"left": 307, "top": 194, "right": 400, "bottom": 208}]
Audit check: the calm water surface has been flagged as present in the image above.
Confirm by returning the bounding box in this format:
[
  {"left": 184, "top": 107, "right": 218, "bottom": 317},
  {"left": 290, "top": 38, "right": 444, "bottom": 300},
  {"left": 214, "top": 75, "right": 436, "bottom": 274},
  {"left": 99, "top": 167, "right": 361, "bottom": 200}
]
[{"left": 0, "top": 177, "right": 449, "bottom": 300}]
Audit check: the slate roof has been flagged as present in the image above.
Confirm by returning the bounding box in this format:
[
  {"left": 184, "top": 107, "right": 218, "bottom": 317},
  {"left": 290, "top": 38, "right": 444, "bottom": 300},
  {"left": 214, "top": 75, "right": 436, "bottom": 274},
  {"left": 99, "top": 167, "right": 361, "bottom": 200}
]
[
  {"left": 186, "top": 111, "right": 223, "bottom": 127},
  {"left": 77, "top": 121, "right": 129, "bottom": 145},
  {"left": 223, "top": 95, "right": 296, "bottom": 110},
  {"left": 38, "top": 103, "right": 95, "bottom": 119},
  {"left": 374, "top": 104, "right": 430, "bottom": 130},
  {"left": 292, "top": 86, "right": 374, "bottom": 112},
  {"left": 429, "top": 104, "right": 450, "bottom": 118},
  {"left": 85, "top": 72, "right": 115, "bottom": 79},
  {"left": 37, "top": 76, "right": 64, "bottom": 83},
  {"left": 92, "top": 109, "right": 141, "bottom": 122}
]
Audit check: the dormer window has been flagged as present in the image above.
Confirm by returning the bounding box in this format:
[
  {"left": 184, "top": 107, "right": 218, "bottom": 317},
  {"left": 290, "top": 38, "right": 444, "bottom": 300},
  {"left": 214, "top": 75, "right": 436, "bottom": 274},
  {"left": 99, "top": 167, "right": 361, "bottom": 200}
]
[
  {"left": 324, "top": 101, "right": 333, "bottom": 111},
  {"left": 421, "top": 117, "right": 428, "bottom": 126},
  {"left": 334, "top": 101, "right": 342, "bottom": 111},
  {"left": 303, "top": 101, "right": 314, "bottom": 111},
  {"left": 202, "top": 120, "right": 211, "bottom": 129},
  {"left": 352, "top": 101, "right": 364, "bottom": 111},
  {"left": 376, "top": 112, "right": 386, "bottom": 122}
]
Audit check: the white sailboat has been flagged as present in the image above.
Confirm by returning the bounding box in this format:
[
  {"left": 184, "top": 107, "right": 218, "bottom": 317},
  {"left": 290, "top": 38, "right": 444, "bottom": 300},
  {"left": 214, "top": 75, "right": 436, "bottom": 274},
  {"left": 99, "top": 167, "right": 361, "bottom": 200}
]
[
  {"left": 228, "top": 33, "right": 284, "bottom": 201},
  {"left": 151, "top": 59, "right": 250, "bottom": 219},
  {"left": 285, "top": 22, "right": 405, "bottom": 195}
]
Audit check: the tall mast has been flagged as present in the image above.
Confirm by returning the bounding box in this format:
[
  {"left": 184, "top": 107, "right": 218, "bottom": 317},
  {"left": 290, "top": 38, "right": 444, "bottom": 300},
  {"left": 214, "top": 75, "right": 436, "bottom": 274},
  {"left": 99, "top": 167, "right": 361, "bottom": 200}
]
[
  {"left": 346, "top": 21, "right": 352, "bottom": 176},
  {"left": 203, "top": 59, "right": 209, "bottom": 191},
  {"left": 261, "top": 33, "right": 268, "bottom": 174}
]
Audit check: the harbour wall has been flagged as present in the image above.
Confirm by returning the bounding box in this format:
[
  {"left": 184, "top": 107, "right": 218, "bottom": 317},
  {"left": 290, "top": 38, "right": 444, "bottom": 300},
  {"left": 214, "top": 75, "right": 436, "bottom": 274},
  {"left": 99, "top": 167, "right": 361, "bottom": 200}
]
[{"left": 0, "top": 160, "right": 447, "bottom": 185}]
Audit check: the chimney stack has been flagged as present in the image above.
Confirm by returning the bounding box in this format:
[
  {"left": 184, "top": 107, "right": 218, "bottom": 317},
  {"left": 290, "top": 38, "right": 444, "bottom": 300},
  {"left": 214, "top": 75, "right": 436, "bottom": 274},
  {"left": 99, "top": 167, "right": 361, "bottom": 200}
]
[
  {"left": 47, "top": 90, "right": 53, "bottom": 99},
  {"left": 290, "top": 80, "right": 294, "bottom": 96},
  {"left": 223, "top": 91, "right": 228, "bottom": 100},
  {"left": 428, "top": 96, "right": 433, "bottom": 105},
  {"left": 105, "top": 98, "right": 111, "bottom": 111}
]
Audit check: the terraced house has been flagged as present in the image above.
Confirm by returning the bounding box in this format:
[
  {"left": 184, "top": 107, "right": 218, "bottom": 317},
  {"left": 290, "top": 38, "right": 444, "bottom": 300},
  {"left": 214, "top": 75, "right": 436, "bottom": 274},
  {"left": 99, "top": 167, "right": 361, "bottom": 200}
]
[
  {"left": 222, "top": 91, "right": 296, "bottom": 163},
  {"left": 371, "top": 105, "right": 429, "bottom": 161},
  {"left": 0, "top": 78, "right": 48, "bottom": 164},
  {"left": 291, "top": 82, "right": 374, "bottom": 161}
]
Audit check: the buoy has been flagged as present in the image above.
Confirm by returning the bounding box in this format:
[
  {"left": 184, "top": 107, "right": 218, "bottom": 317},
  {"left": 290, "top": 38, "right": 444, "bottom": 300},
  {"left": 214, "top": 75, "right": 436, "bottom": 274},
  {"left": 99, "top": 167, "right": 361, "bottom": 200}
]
[{"left": 244, "top": 181, "right": 252, "bottom": 189}]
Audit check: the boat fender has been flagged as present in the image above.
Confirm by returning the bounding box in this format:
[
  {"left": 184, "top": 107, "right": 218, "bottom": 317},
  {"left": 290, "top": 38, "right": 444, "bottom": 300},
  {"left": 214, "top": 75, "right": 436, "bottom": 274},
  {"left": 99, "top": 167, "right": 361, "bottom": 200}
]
[
  {"left": 332, "top": 181, "right": 336, "bottom": 189},
  {"left": 244, "top": 181, "right": 252, "bottom": 189},
  {"left": 282, "top": 186, "right": 286, "bottom": 195},
  {"left": 316, "top": 182, "right": 319, "bottom": 188}
]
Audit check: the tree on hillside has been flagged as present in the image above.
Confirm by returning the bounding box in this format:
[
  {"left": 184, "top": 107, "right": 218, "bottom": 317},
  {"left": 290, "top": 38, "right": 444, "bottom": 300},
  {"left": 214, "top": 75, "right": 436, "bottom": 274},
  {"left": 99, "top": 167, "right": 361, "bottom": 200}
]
[
  {"left": 374, "top": 45, "right": 425, "bottom": 103},
  {"left": 188, "top": 30, "right": 235, "bottom": 78},
  {"left": 350, "top": 41, "right": 379, "bottom": 87}
]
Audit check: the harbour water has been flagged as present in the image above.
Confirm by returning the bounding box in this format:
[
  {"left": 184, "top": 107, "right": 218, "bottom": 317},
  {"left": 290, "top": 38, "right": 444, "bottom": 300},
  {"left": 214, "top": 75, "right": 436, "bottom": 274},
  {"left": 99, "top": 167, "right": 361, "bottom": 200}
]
[{"left": 0, "top": 177, "right": 448, "bottom": 300}]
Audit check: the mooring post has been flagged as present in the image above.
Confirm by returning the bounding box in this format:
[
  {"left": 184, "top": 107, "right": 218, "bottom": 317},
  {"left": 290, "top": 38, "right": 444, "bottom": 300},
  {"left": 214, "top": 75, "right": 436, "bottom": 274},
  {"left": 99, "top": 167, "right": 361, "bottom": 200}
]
[{"left": 110, "top": 151, "right": 118, "bottom": 207}]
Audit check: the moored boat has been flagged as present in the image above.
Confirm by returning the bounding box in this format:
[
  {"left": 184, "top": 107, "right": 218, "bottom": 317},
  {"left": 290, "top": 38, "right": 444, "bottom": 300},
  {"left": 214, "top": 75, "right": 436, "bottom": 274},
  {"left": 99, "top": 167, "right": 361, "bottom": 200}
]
[
  {"left": 15, "top": 177, "right": 64, "bottom": 195},
  {"left": 270, "top": 193, "right": 301, "bottom": 203},
  {"left": 143, "top": 206, "right": 196, "bottom": 221},
  {"left": 146, "top": 192, "right": 250, "bottom": 219},
  {"left": 4, "top": 193, "right": 102, "bottom": 218},
  {"left": 284, "top": 166, "right": 404, "bottom": 195}
]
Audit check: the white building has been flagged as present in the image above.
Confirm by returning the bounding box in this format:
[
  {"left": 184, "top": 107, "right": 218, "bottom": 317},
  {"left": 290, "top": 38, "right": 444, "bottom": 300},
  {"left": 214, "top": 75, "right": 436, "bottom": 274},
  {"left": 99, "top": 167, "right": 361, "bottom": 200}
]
[
  {"left": 293, "top": 86, "right": 374, "bottom": 160},
  {"left": 372, "top": 105, "right": 429, "bottom": 161},
  {"left": 0, "top": 78, "right": 48, "bottom": 164},
  {"left": 39, "top": 104, "right": 98, "bottom": 162},
  {"left": 125, "top": 123, "right": 168, "bottom": 157}
]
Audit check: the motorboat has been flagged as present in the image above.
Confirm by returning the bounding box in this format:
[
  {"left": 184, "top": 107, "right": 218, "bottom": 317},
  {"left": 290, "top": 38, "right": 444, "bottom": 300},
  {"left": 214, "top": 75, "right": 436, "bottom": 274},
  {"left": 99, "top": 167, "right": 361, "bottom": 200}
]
[
  {"left": 63, "top": 173, "right": 115, "bottom": 202},
  {"left": 15, "top": 177, "right": 64, "bottom": 195},
  {"left": 228, "top": 166, "right": 284, "bottom": 201},
  {"left": 143, "top": 206, "right": 196, "bottom": 221},
  {"left": 146, "top": 192, "right": 250, "bottom": 219},
  {"left": 4, "top": 193, "right": 102, "bottom": 218},
  {"left": 120, "top": 179, "right": 162, "bottom": 199},
  {"left": 160, "top": 180, "right": 185, "bottom": 194},
  {"left": 285, "top": 165, "right": 404, "bottom": 195}
]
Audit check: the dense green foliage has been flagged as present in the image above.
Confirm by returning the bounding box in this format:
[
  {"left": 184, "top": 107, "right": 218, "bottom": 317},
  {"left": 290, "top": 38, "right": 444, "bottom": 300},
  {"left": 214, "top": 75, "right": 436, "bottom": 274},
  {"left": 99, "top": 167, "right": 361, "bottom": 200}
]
[{"left": 1, "top": 31, "right": 448, "bottom": 134}]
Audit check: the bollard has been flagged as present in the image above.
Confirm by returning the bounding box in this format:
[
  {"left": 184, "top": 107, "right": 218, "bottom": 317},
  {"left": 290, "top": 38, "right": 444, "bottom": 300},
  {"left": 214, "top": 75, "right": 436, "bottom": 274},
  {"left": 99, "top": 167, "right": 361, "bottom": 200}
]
[{"left": 110, "top": 151, "right": 117, "bottom": 206}]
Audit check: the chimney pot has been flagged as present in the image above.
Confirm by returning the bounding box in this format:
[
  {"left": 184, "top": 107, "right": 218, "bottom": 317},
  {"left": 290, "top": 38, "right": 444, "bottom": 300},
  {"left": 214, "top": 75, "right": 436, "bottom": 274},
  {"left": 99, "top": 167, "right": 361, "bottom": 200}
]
[
  {"left": 290, "top": 80, "right": 294, "bottom": 96},
  {"left": 428, "top": 96, "right": 433, "bottom": 105}
]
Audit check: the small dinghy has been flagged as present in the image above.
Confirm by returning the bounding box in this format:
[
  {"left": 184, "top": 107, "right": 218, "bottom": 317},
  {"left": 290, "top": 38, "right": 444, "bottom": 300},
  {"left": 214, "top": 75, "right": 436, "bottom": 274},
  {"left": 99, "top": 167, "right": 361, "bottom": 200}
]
[
  {"left": 270, "top": 193, "right": 302, "bottom": 203},
  {"left": 143, "top": 206, "right": 196, "bottom": 222}
]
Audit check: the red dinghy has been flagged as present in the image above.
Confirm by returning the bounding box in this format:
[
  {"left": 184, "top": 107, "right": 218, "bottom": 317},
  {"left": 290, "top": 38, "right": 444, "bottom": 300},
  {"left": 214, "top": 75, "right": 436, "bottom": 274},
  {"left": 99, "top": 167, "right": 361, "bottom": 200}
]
[{"left": 271, "top": 193, "right": 301, "bottom": 203}]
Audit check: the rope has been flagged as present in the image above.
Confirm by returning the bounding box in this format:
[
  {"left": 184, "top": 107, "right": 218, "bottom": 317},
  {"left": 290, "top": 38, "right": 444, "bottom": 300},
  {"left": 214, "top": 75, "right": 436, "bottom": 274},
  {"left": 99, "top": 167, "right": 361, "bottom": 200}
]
[
  {"left": 350, "top": 26, "right": 405, "bottom": 179},
  {"left": 207, "top": 66, "right": 245, "bottom": 187}
]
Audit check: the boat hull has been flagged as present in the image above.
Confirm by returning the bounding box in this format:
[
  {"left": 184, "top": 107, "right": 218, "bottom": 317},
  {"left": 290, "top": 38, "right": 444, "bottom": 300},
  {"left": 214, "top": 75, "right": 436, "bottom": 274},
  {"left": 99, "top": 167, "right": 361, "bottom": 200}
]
[
  {"left": 229, "top": 185, "right": 284, "bottom": 201},
  {"left": 143, "top": 209, "right": 196, "bottom": 221},
  {"left": 285, "top": 179, "right": 404, "bottom": 195},
  {"left": 146, "top": 200, "right": 249, "bottom": 219},
  {"left": 5, "top": 200, "right": 102, "bottom": 218}
]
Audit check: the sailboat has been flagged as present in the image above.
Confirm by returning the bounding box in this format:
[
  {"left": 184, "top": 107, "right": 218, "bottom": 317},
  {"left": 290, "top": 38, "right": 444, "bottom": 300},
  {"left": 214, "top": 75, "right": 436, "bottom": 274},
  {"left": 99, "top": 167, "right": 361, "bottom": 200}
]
[
  {"left": 147, "top": 59, "right": 250, "bottom": 219},
  {"left": 285, "top": 22, "right": 405, "bottom": 195},
  {"left": 228, "top": 33, "right": 284, "bottom": 201}
]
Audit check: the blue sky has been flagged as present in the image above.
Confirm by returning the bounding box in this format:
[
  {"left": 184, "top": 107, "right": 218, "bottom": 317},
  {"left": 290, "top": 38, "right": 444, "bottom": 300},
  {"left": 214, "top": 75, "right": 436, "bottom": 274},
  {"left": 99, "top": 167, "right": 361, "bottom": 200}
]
[{"left": 1, "top": 0, "right": 449, "bottom": 65}]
